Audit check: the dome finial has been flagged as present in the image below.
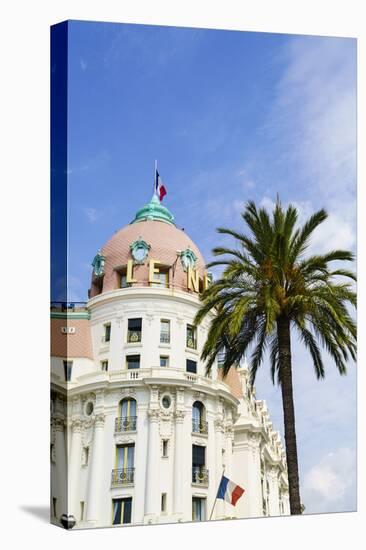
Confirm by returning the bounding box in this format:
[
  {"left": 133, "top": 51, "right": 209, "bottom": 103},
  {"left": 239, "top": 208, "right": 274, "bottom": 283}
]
[{"left": 131, "top": 163, "right": 173, "bottom": 225}]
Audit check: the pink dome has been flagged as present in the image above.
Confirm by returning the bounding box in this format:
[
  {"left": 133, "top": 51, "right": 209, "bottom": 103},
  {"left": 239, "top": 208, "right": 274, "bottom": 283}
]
[{"left": 89, "top": 219, "right": 207, "bottom": 297}]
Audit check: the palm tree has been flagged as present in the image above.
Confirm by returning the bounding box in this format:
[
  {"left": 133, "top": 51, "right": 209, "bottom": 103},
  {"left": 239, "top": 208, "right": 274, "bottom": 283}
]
[{"left": 195, "top": 199, "right": 356, "bottom": 515}]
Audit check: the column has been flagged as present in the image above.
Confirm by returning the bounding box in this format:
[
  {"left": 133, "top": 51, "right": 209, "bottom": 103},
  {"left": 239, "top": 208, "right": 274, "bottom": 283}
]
[
  {"left": 282, "top": 488, "right": 290, "bottom": 515},
  {"left": 54, "top": 416, "right": 67, "bottom": 521},
  {"left": 247, "top": 432, "right": 263, "bottom": 517},
  {"left": 206, "top": 412, "right": 216, "bottom": 521},
  {"left": 173, "top": 410, "right": 185, "bottom": 518},
  {"left": 86, "top": 413, "right": 105, "bottom": 523},
  {"left": 267, "top": 465, "right": 280, "bottom": 516},
  {"left": 144, "top": 409, "right": 160, "bottom": 522},
  {"left": 223, "top": 423, "right": 234, "bottom": 517},
  {"left": 68, "top": 417, "right": 83, "bottom": 519},
  {"left": 231, "top": 429, "right": 262, "bottom": 518},
  {"left": 133, "top": 406, "right": 149, "bottom": 524},
  {"left": 214, "top": 416, "right": 224, "bottom": 519}
]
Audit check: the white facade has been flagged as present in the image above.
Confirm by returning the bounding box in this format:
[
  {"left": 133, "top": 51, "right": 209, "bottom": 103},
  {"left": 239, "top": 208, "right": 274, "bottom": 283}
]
[{"left": 51, "top": 286, "right": 290, "bottom": 528}]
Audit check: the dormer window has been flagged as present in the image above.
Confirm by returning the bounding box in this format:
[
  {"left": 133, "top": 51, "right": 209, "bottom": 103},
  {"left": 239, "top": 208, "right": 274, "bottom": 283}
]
[{"left": 150, "top": 268, "right": 169, "bottom": 288}]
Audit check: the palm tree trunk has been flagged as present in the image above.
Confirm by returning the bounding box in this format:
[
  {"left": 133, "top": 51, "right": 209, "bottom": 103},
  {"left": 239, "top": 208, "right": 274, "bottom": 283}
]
[{"left": 277, "top": 314, "right": 302, "bottom": 514}]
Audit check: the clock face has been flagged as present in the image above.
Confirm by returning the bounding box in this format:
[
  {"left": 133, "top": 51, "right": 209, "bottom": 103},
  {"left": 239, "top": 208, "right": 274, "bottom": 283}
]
[
  {"left": 130, "top": 239, "right": 150, "bottom": 263},
  {"left": 133, "top": 246, "right": 146, "bottom": 262}
]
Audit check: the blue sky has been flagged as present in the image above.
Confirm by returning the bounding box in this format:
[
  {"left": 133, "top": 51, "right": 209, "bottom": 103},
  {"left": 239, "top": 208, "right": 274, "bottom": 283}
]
[{"left": 65, "top": 20, "right": 357, "bottom": 515}]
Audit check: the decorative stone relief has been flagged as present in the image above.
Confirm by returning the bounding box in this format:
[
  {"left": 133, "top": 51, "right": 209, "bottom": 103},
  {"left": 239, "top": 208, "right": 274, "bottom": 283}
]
[
  {"left": 214, "top": 417, "right": 224, "bottom": 432},
  {"left": 120, "top": 387, "right": 136, "bottom": 398},
  {"left": 94, "top": 413, "right": 106, "bottom": 427},
  {"left": 130, "top": 238, "right": 150, "bottom": 264},
  {"left": 70, "top": 417, "right": 83, "bottom": 433},
  {"left": 159, "top": 416, "right": 173, "bottom": 436},
  {"left": 92, "top": 250, "right": 106, "bottom": 277},
  {"left": 53, "top": 417, "right": 65, "bottom": 432},
  {"left": 148, "top": 409, "right": 160, "bottom": 422},
  {"left": 174, "top": 410, "right": 186, "bottom": 423},
  {"left": 179, "top": 248, "right": 197, "bottom": 272},
  {"left": 115, "top": 435, "right": 135, "bottom": 445}
]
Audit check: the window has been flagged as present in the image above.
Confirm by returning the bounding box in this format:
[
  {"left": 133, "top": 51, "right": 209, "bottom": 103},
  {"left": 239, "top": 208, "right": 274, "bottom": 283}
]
[
  {"left": 80, "top": 501, "right": 85, "bottom": 521},
  {"left": 112, "top": 444, "right": 135, "bottom": 486},
  {"left": 101, "top": 360, "right": 108, "bottom": 371},
  {"left": 120, "top": 271, "right": 131, "bottom": 288},
  {"left": 186, "top": 324, "right": 197, "bottom": 349},
  {"left": 161, "top": 493, "right": 167, "bottom": 513},
  {"left": 217, "top": 349, "right": 226, "bottom": 368},
  {"left": 63, "top": 360, "right": 73, "bottom": 381},
  {"left": 104, "top": 323, "right": 111, "bottom": 343},
  {"left": 126, "top": 355, "right": 140, "bottom": 369},
  {"left": 162, "top": 395, "right": 171, "bottom": 409},
  {"left": 186, "top": 359, "right": 197, "bottom": 374},
  {"left": 82, "top": 447, "right": 89, "bottom": 466},
  {"left": 192, "top": 445, "right": 208, "bottom": 485},
  {"left": 192, "top": 444, "right": 206, "bottom": 467},
  {"left": 151, "top": 268, "right": 169, "bottom": 288},
  {"left": 112, "top": 497, "right": 132, "bottom": 525},
  {"left": 116, "top": 398, "right": 137, "bottom": 432},
  {"left": 127, "top": 318, "right": 142, "bottom": 343},
  {"left": 192, "top": 401, "right": 207, "bottom": 434},
  {"left": 52, "top": 497, "right": 57, "bottom": 518},
  {"left": 162, "top": 439, "right": 169, "bottom": 457},
  {"left": 192, "top": 497, "right": 206, "bottom": 521},
  {"left": 160, "top": 355, "right": 169, "bottom": 367},
  {"left": 160, "top": 319, "right": 170, "bottom": 343},
  {"left": 50, "top": 443, "right": 55, "bottom": 463},
  {"left": 85, "top": 401, "right": 94, "bottom": 416}
]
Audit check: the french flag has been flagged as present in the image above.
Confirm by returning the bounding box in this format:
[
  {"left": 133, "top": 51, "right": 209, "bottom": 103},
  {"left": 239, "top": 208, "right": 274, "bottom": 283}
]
[
  {"left": 216, "top": 475, "right": 245, "bottom": 506},
  {"left": 155, "top": 169, "right": 167, "bottom": 201}
]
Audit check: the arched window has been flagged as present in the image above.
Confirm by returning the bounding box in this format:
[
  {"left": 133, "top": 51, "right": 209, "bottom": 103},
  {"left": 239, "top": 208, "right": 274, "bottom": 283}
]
[
  {"left": 192, "top": 401, "right": 208, "bottom": 434},
  {"left": 115, "top": 398, "right": 137, "bottom": 432}
]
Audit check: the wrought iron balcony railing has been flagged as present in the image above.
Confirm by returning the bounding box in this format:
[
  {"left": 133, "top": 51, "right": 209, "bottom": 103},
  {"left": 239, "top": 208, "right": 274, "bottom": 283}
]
[
  {"left": 127, "top": 330, "right": 142, "bottom": 343},
  {"left": 114, "top": 416, "right": 137, "bottom": 433},
  {"left": 192, "top": 419, "right": 208, "bottom": 435},
  {"left": 111, "top": 468, "right": 135, "bottom": 487},
  {"left": 186, "top": 337, "right": 197, "bottom": 350},
  {"left": 160, "top": 332, "right": 170, "bottom": 344},
  {"left": 192, "top": 467, "right": 209, "bottom": 486}
]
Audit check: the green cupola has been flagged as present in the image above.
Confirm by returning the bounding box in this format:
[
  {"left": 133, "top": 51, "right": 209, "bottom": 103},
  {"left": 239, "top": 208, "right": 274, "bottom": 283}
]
[{"left": 131, "top": 194, "right": 175, "bottom": 225}]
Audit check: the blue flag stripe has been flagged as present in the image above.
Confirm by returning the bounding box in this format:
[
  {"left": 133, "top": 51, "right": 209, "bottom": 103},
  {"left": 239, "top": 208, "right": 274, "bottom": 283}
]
[{"left": 216, "top": 475, "right": 230, "bottom": 499}]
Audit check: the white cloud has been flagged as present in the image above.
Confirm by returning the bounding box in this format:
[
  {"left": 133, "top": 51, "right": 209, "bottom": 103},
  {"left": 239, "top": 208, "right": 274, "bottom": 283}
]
[
  {"left": 80, "top": 57, "right": 88, "bottom": 72},
  {"left": 303, "top": 447, "right": 356, "bottom": 513},
  {"left": 259, "top": 195, "right": 355, "bottom": 254},
  {"left": 83, "top": 207, "right": 100, "bottom": 223},
  {"left": 265, "top": 37, "right": 356, "bottom": 251}
]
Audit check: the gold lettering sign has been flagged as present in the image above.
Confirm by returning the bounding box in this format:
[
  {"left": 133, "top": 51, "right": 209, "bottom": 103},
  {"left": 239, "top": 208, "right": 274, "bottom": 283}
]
[
  {"left": 203, "top": 273, "right": 211, "bottom": 291},
  {"left": 126, "top": 259, "right": 137, "bottom": 283},
  {"left": 149, "top": 260, "right": 161, "bottom": 284},
  {"left": 187, "top": 266, "right": 200, "bottom": 292}
]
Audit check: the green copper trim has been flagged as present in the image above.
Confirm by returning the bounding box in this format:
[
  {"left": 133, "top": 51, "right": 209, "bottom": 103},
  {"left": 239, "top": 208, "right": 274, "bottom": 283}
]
[
  {"left": 131, "top": 194, "right": 175, "bottom": 225},
  {"left": 51, "top": 312, "right": 91, "bottom": 320}
]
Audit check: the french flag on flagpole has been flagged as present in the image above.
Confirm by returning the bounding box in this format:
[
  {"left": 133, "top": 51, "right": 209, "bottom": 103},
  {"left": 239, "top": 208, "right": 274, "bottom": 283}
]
[
  {"left": 216, "top": 475, "right": 245, "bottom": 506},
  {"left": 155, "top": 169, "right": 167, "bottom": 201}
]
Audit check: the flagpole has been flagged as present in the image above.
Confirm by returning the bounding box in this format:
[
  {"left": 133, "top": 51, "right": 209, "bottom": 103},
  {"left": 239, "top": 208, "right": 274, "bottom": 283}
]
[
  {"left": 154, "top": 159, "right": 157, "bottom": 196},
  {"left": 209, "top": 466, "right": 225, "bottom": 521}
]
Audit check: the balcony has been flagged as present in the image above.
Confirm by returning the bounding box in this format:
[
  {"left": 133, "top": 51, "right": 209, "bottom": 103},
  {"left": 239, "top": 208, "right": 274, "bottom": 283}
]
[
  {"left": 115, "top": 416, "right": 137, "bottom": 433},
  {"left": 192, "top": 467, "right": 209, "bottom": 487},
  {"left": 192, "top": 419, "right": 208, "bottom": 435},
  {"left": 160, "top": 332, "right": 170, "bottom": 344},
  {"left": 186, "top": 337, "right": 197, "bottom": 350},
  {"left": 111, "top": 468, "right": 135, "bottom": 487},
  {"left": 127, "top": 330, "right": 141, "bottom": 343}
]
